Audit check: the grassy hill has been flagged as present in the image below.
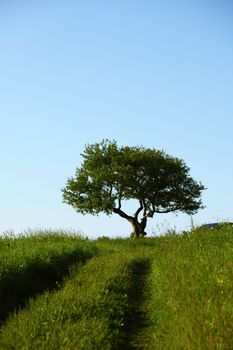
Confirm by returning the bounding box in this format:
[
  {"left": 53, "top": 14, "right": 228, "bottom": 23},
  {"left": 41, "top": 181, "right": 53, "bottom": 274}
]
[{"left": 0, "top": 226, "right": 233, "bottom": 349}]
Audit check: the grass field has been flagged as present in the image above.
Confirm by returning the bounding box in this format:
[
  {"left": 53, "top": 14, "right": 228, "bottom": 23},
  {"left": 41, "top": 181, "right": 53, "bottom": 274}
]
[{"left": 0, "top": 226, "right": 233, "bottom": 349}]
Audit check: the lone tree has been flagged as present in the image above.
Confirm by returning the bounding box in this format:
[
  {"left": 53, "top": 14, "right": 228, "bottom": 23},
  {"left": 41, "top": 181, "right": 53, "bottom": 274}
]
[{"left": 62, "top": 140, "right": 205, "bottom": 238}]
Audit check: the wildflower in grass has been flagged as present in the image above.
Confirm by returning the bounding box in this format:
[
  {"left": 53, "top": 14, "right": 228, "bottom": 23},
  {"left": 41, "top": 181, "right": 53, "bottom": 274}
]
[{"left": 216, "top": 278, "right": 224, "bottom": 284}]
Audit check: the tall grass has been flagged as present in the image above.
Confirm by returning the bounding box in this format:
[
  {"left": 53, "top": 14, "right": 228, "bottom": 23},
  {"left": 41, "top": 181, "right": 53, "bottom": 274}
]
[
  {"left": 0, "top": 230, "right": 97, "bottom": 325},
  {"left": 1, "top": 227, "right": 233, "bottom": 349},
  {"left": 146, "top": 227, "right": 233, "bottom": 349},
  {"left": 0, "top": 252, "right": 150, "bottom": 350}
]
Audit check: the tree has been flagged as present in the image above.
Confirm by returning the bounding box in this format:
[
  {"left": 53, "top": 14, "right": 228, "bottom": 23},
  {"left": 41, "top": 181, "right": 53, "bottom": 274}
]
[{"left": 62, "top": 139, "right": 205, "bottom": 238}]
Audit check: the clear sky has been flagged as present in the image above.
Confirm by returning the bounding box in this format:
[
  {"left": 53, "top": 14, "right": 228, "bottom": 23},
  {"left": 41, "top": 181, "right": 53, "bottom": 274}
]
[{"left": 1, "top": 1, "right": 233, "bottom": 238}]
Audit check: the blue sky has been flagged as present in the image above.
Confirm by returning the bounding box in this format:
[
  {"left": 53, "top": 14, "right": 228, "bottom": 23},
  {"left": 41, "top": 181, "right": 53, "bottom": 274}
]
[{"left": 1, "top": 1, "right": 233, "bottom": 238}]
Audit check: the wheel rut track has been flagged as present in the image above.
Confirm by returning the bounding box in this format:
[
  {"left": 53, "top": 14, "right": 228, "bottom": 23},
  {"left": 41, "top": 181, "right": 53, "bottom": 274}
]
[{"left": 121, "top": 257, "right": 152, "bottom": 350}]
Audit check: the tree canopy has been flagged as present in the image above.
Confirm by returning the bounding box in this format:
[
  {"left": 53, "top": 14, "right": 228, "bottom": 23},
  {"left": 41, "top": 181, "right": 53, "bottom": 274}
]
[{"left": 62, "top": 140, "right": 205, "bottom": 238}]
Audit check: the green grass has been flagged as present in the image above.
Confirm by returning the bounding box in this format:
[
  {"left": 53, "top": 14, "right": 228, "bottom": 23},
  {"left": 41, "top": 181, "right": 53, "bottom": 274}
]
[
  {"left": 0, "top": 252, "right": 150, "bottom": 349},
  {"left": 0, "top": 227, "right": 233, "bottom": 349},
  {"left": 0, "top": 230, "right": 97, "bottom": 325},
  {"left": 146, "top": 227, "right": 233, "bottom": 349}
]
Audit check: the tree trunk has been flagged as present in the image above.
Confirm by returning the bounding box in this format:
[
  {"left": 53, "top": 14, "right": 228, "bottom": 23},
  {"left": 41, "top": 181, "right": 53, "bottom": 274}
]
[
  {"left": 113, "top": 207, "right": 147, "bottom": 239},
  {"left": 130, "top": 218, "right": 147, "bottom": 239}
]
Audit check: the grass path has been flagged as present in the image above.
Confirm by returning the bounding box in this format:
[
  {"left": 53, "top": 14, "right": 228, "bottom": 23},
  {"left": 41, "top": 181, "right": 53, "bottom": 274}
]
[
  {"left": 0, "top": 233, "right": 97, "bottom": 326},
  {"left": 122, "top": 257, "right": 152, "bottom": 349},
  {"left": 1, "top": 228, "right": 233, "bottom": 349},
  {"left": 0, "top": 251, "right": 154, "bottom": 349}
]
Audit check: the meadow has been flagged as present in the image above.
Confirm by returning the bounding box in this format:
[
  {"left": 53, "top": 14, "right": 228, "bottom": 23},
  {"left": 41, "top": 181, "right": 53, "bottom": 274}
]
[{"left": 0, "top": 226, "right": 233, "bottom": 349}]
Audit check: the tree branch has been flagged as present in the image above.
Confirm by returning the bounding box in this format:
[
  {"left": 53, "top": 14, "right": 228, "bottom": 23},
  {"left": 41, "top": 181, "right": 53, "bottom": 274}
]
[
  {"left": 155, "top": 207, "right": 179, "bottom": 214},
  {"left": 113, "top": 208, "right": 134, "bottom": 222},
  {"left": 134, "top": 200, "right": 143, "bottom": 220},
  {"left": 118, "top": 196, "right": 122, "bottom": 210},
  {"left": 109, "top": 185, "right": 113, "bottom": 199},
  {"left": 142, "top": 199, "right": 147, "bottom": 216},
  {"left": 140, "top": 215, "right": 147, "bottom": 231},
  {"left": 147, "top": 203, "right": 156, "bottom": 218}
]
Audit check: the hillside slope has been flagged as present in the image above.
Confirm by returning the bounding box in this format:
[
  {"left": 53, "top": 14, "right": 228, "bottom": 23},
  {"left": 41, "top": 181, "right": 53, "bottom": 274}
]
[{"left": 0, "top": 227, "right": 233, "bottom": 349}]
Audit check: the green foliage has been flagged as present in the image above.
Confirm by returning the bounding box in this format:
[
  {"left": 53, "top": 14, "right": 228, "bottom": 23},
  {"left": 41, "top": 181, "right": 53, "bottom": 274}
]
[{"left": 62, "top": 140, "right": 205, "bottom": 237}]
